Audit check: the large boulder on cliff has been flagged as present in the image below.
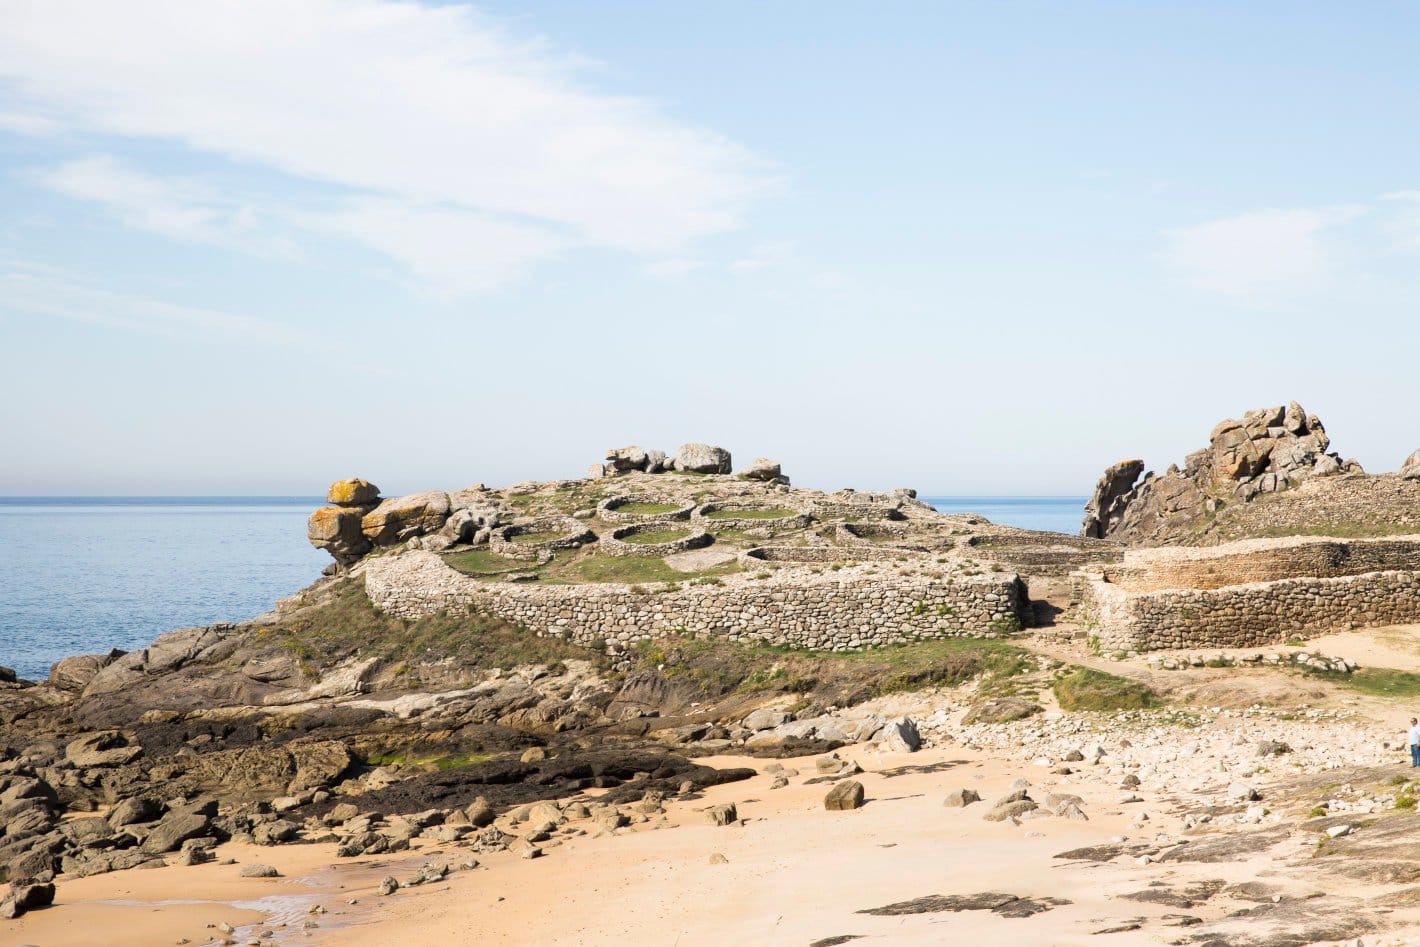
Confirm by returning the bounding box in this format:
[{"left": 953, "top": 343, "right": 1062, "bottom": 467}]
[
  {"left": 737, "top": 458, "right": 785, "bottom": 483},
  {"left": 360, "top": 491, "right": 452, "bottom": 546},
  {"left": 1081, "top": 401, "right": 1357, "bottom": 545},
  {"left": 605, "top": 446, "right": 650, "bottom": 474},
  {"left": 308, "top": 506, "right": 372, "bottom": 565},
  {"left": 673, "top": 443, "right": 732, "bottom": 474},
  {"left": 326, "top": 478, "right": 380, "bottom": 506}
]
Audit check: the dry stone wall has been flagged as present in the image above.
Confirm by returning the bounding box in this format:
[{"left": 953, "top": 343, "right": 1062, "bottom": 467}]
[
  {"left": 365, "top": 551, "right": 1028, "bottom": 651},
  {"left": 1107, "top": 536, "right": 1420, "bottom": 593},
  {"left": 1081, "top": 570, "right": 1420, "bottom": 652}
]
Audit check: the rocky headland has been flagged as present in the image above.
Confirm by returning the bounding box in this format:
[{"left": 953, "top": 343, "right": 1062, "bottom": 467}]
[{"left": 9, "top": 425, "right": 1420, "bottom": 945}]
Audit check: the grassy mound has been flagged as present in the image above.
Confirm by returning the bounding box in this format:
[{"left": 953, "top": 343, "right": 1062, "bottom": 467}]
[
  {"left": 260, "top": 579, "right": 597, "bottom": 673},
  {"left": 1053, "top": 667, "right": 1157, "bottom": 711}
]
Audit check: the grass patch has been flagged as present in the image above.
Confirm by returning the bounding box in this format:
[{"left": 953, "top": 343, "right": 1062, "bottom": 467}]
[
  {"left": 256, "top": 579, "right": 597, "bottom": 673},
  {"left": 444, "top": 548, "right": 536, "bottom": 577},
  {"left": 1053, "top": 667, "right": 1157, "bottom": 711},
  {"left": 632, "top": 635, "right": 1032, "bottom": 705},
  {"left": 615, "top": 502, "right": 682, "bottom": 515},
  {"left": 1303, "top": 665, "right": 1420, "bottom": 699},
  {"left": 622, "top": 528, "right": 692, "bottom": 545},
  {"left": 555, "top": 554, "right": 740, "bottom": 585},
  {"left": 703, "top": 507, "right": 798, "bottom": 521},
  {"left": 510, "top": 530, "right": 564, "bottom": 544}
]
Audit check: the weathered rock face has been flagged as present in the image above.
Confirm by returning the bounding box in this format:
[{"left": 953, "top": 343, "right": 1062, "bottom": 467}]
[
  {"left": 309, "top": 478, "right": 382, "bottom": 565},
  {"left": 737, "top": 457, "right": 786, "bottom": 483},
  {"left": 1401, "top": 449, "right": 1420, "bottom": 481},
  {"left": 360, "top": 491, "right": 451, "bottom": 546},
  {"left": 1082, "top": 402, "right": 1359, "bottom": 544},
  {"left": 673, "top": 443, "right": 732, "bottom": 474}
]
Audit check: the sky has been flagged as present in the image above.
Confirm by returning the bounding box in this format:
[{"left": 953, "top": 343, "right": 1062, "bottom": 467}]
[{"left": 2, "top": 0, "right": 1419, "bottom": 497}]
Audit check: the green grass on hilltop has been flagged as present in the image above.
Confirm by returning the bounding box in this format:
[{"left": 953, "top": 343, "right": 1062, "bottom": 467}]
[
  {"left": 1053, "top": 667, "right": 1157, "bottom": 711},
  {"left": 703, "top": 507, "right": 799, "bottom": 520},
  {"left": 1303, "top": 665, "right": 1420, "bottom": 699},
  {"left": 615, "top": 502, "right": 682, "bottom": 515},
  {"left": 622, "top": 528, "right": 692, "bottom": 545}
]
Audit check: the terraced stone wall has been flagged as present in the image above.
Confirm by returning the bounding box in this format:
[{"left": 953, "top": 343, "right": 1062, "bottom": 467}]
[
  {"left": 1107, "top": 536, "right": 1420, "bottom": 593},
  {"left": 1078, "top": 569, "right": 1420, "bottom": 652},
  {"left": 365, "top": 551, "right": 1029, "bottom": 651}
]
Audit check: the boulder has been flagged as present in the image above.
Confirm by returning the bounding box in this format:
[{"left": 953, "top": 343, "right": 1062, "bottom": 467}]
[
  {"left": 983, "top": 799, "right": 1037, "bottom": 822},
  {"left": 307, "top": 506, "right": 372, "bottom": 565},
  {"left": 673, "top": 443, "right": 732, "bottom": 475},
  {"left": 48, "top": 651, "right": 123, "bottom": 692},
  {"left": 360, "top": 491, "right": 452, "bottom": 546},
  {"left": 706, "top": 803, "right": 738, "bottom": 826},
  {"left": 1401, "top": 449, "right": 1420, "bottom": 480},
  {"left": 0, "top": 881, "right": 55, "bottom": 919},
  {"left": 824, "top": 780, "right": 865, "bottom": 811},
  {"left": 875, "top": 717, "right": 921, "bottom": 753},
  {"left": 645, "top": 450, "right": 668, "bottom": 474},
  {"left": 239, "top": 864, "right": 281, "bottom": 878},
  {"left": 1081, "top": 459, "right": 1145, "bottom": 539},
  {"left": 140, "top": 812, "right": 211, "bottom": 855},
  {"left": 737, "top": 458, "right": 783, "bottom": 482},
  {"left": 326, "top": 478, "right": 380, "bottom": 506},
  {"left": 107, "top": 796, "right": 162, "bottom": 828},
  {"left": 605, "top": 446, "right": 650, "bottom": 474},
  {"left": 943, "top": 789, "right": 981, "bottom": 808},
  {"left": 742, "top": 708, "right": 791, "bottom": 732}
]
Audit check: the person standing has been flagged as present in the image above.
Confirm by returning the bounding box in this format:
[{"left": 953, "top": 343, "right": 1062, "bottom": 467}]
[{"left": 1409, "top": 718, "right": 1420, "bottom": 767}]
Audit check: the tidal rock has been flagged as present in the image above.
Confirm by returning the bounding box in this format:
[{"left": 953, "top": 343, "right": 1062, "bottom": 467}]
[
  {"left": 140, "top": 812, "right": 211, "bottom": 855},
  {"left": 48, "top": 651, "right": 123, "bottom": 692},
  {"left": 672, "top": 443, "right": 732, "bottom": 475},
  {"left": 65, "top": 731, "right": 142, "bottom": 768},
  {"left": 0, "top": 881, "right": 55, "bottom": 919}
]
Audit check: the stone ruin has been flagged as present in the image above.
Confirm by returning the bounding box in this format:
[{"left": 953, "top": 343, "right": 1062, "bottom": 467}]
[{"left": 1081, "top": 402, "right": 1361, "bottom": 544}]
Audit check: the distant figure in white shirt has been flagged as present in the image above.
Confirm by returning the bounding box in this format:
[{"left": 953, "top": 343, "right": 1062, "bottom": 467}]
[{"left": 1408, "top": 718, "right": 1420, "bottom": 767}]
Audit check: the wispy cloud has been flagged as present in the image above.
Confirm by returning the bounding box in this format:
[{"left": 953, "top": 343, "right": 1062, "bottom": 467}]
[
  {"left": 1162, "top": 207, "right": 1360, "bottom": 302},
  {"left": 0, "top": 261, "right": 315, "bottom": 347},
  {"left": 36, "top": 155, "right": 297, "bottom": 259},
  {"left": 0, "top": 0, "right": 769, "bottom": 293}
]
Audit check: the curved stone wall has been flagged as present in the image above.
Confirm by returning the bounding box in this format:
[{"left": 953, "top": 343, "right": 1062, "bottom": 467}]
[
  {"left": 364, "top": 551, "right": 1029, "bottom": 650},
  {"left": 597, "top": 494, "right": 695, "bottom": 524},
  {"left": 601, "top": 524, "right": 712, "bottom": 558},
  {"left": 488, "top": 518, "right": 597, "bottom": 561},
  {"left": 742, "top": 545, "right": 914, "bottom": 564},
  {"left": 692, "top": 502, "right": 812, "bottom": 532},
  {"left": 808, "top": 498, "right": 905, "bottom": 521}
]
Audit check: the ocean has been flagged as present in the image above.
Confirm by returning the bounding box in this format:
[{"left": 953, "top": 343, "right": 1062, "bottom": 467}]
[{"left": 0, "top": 495, "right": 1085, "bottom": 682}]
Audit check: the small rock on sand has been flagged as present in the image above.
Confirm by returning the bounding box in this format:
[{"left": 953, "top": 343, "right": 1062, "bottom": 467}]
[{"left": 825, "top": 780, "right": 865, "bottom": 811}]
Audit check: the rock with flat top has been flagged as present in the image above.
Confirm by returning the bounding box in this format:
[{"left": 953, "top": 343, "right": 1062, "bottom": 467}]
[
  {"left": 673, "top": 443, "right": 732, "bottom": 474},
  {"left": 824, "top": 780, "right": 865, "bottom": 811}
]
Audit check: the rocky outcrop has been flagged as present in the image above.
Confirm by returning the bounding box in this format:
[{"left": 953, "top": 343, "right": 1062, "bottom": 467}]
[
  {"left": 361, "top": 491, "right": 451, "bottom": 546},
  {"left": 1401, "top": 449, "right": 1420, "bottom": 481},
  {"left": 308, "top": 478, "right": 383, "bottom": 566},
  {"left": 673, "top": 443, "right": 732, "bottom": 474},
  {"left": 591, "top": 443, "right": 732, "bottom": 478},
  {"left": 736, "top": 457, "right": 787, "bottom": 484},
  {"left": 1082, "top": 402, "right": 1359, "bottom": 544}
]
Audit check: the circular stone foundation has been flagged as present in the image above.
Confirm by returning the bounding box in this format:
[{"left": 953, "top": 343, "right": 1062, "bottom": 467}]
[
  {"left": 602, "top": 523, "right": 713, "bottom": 557},
  {"left": 598, "top": 494, "right": 696, "bottom": 524},
  {"left": 807, "top": 498, "right": 906, "bottom": 521},
  {"left": 742, "top": 544, "right": 909, "bottom": 564},
  {"left": 692, "top": 502, "right": 812, "bottom": 531},
  {"left": 489, "top": 517, "right": 597, "bottom": 561}
]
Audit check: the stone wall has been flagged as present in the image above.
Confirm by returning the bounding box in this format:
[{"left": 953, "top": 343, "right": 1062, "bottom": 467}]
[
  {"left": 364, "top": 551, "right": 1029, "bottom": 651},
  {"left": 1080, "top": 570, "right": 1420, "bottom": 652},
  {"left": 601, "top": 525, "right": 712, "bottom": 558},
  {"left": 1106, "top": 536, "right": 1420, "bottom": 592}
]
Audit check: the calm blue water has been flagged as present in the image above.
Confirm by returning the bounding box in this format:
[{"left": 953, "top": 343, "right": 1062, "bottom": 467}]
[
  {"left": 923, "top": 496, "right": 1087, "bottom": 535},
  {"left": 0, "top": 495, "right": 1086, "bottom": 682},
  {"left": 0, "top": 498, "right": 327, "bottom": 681}
]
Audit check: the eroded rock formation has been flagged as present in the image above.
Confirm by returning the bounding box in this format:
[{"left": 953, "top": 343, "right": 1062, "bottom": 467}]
[{"left": 1082, "top": 402, "right": 1360, "bottom": 544}]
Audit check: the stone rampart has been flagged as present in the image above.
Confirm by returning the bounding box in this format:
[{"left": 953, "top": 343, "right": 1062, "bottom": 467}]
[
  {"left": 1081, "top": 570, "right": 1420, "bottom": 652},
  {"left": 1105, "top": 536, "right": 1420, "bottom": 592},
  {"left": 364, "top": 551, "right": 1028, "bottom": 651}
]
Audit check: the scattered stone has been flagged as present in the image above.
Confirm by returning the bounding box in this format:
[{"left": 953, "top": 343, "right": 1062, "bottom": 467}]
[
  {"left": 239, "top": 864, "right": 281, "bottom": 878},
  {"left": 943, "top": 789, "right": 981, "bottom": 808},
  {"left": 706, "top": 803, "right": 738, "bottom": 826},
  {"left": 824, "top": 781, "right": 865, "bottom": 811}
]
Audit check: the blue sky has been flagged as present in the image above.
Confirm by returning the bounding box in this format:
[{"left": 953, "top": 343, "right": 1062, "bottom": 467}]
[{"left": 2, "top": 1, "right": 1418, "bottom": 496}]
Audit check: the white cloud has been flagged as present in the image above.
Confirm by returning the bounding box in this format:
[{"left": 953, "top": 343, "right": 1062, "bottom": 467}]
[
  {"left": 730, "top": 241, "right": 794, "bottom": 272},
  {"left": 0, "top": 0, "right": 766, "bottom": 292},
  {"left": 36, "top": 155, "right": 296, "bottom": 258},
  {"left": 1162, "top": 207, "right": 1359, "bottom": 301},
  {"left": 1382, "top": 191, "right": 1420, "bottom": 254},
  {"left": 0, "top": 261, "right": 314, "bottom": 346}
]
